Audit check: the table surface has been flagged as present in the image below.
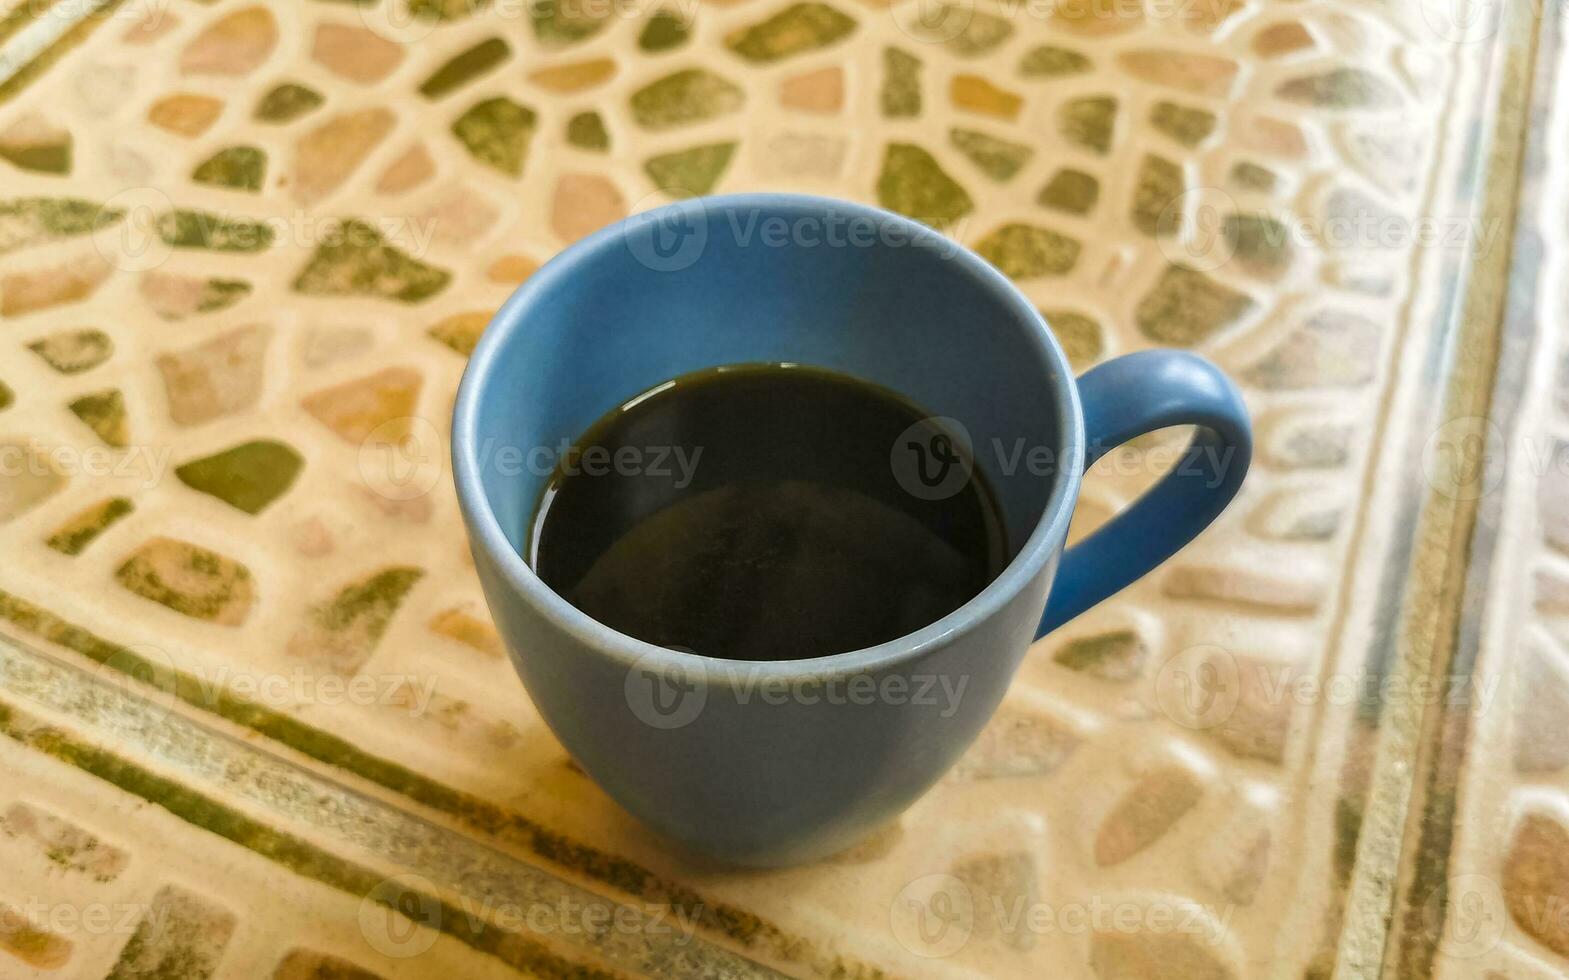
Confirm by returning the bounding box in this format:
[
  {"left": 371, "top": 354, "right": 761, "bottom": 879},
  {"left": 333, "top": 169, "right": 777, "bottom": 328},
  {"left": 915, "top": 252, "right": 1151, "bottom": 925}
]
[{"left": 0, "top": 0, "right": 1561, "bottom": 976}]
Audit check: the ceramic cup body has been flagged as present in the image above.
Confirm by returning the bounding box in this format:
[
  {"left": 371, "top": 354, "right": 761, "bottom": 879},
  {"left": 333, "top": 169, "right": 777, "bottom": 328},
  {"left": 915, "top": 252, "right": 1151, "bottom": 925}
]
[{"left": 452, "top": 193, "right": 1249, "bottom": 866}]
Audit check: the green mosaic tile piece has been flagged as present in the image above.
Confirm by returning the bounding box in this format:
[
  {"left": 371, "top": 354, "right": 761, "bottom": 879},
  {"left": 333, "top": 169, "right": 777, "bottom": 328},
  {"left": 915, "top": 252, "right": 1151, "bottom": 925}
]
[
  {"left": 67, "top": 389, "right": 127, "bottom": 447},
  {"left": 1059, "top": 95, "right": 1117, "bottom": 154},
  {"left": 876, "top": 143, "right": 973, "bottom": 228},
  {"left": 0, "top": 134, "right": 69, "bottom": 173},
  {"left": 1132, "top": 154, "right": 1184, "bottom": 236},
  {"left": 639, "top": 9, "right": 691, "bottom": 52},
  {"left": 143, "top": 275, "right": 254, "bottom": 320},
  {"left": 157, "top": 209, "right": 275, "bottom": 252},
  {"left": 1276, "top": 68, "right": 1400, "bottom": 109},
  {"left": 197, "top": 279, "right": 250, "bottom": 314},
  {"left": 630, "top": 69, "right": 743, "bottom": 130},
  {"left": 105, "top": 886, "right": 235, "bottom": 980},
  {"left": 1230, "top": 161, "right": 1278, "bottom": 192},
  {"left": 943, "top": 6, "right": 1012, "bottom": 56},
  {"left": 27, "top": 328, "right": 112, "bottom": 374},
  {"left": 419, "top": 37, "right": 509, "bottom": 98},
  {"left": 428, "top": 312, "right": 489, "bottom": 356},
  {"left": 1054, "top": 629, "right": 1148, "bottom": 681},
  {"left": 974, "top": 224, "right": 1081, "bottom": 278},
  {"left": 1037, "top": 168, "right": 1099, "bottom": 214},
  {"left": 410, "top": 0, "right": 488, "bottom": 20},
  {"left": 45, "top": 497, "right": 133, "bottom": 556},
  {"left": 881, "top": 47, "right": 921, "bottom": 118},
  {"left": 274, "top": 950, "right": 384, "bottom": 980},
  {"left": 114, "top": 537, "right": 255, "bottom": 625},
  {"left": 289, "top": 566, "right": 425, "bottom": 674},
  {"left": 1042, "top": 308, "right": 1104, "bottom": 368},
  {"left": 0, "top": 381, "right": 11, "bottom": 412},
  {"left": 191, "top": 146, "right": 266, "bottom": 191},
  {"left": 1224, "top": 212, "right": 1293, "bottom": 277},
  {"left": 255, "top": 83, "right": 324, "bottom": 123},
  {"left": 725, "top": 3, "right": 855, "bottom": 62},
  {"left": 1150, "top": 101, "right": 1217, "bottom": 148},
  {"left": 0, "top": 197, "right": 121, "bottom": 254},
  {"left": 566, "top": 111, "right": 609, "bottom": 151},
  {"left": 293, "top": 219, "right": 452, "bottom": 302},
  {"left": 175, "top": 440, "right": 304, "bottom": 515},
  {"left": 1019, "top": 45, "right": 1091, "bottom": 77},
  {"left": 451, "top": 96, "right": 536, "bottom": 176},
  {"left": 0, "top": 802, "right": 129, "bottom": 880},
  {"left": 645, "top": 142, "right": 737, "bottom": 197},
  {"left": 531, "top": 0, "right": 611, "bottom": 46},
  {"left": 1136, "top": 263, "right": 1254, "bottom": 344},
  {"left": 949, "top": 128, "right": 1031, "bottom": 181}
]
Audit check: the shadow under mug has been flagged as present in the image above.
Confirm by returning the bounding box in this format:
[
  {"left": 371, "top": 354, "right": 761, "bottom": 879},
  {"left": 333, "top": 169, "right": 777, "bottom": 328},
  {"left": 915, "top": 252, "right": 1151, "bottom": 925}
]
[{"left": 452, "top": 193, "right": 1251, "bottom": 866}]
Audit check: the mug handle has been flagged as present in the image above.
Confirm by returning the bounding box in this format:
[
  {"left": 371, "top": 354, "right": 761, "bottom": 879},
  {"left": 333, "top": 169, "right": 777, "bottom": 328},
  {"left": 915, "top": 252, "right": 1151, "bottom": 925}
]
[{"left": 1036, "top": 350, "right": 1251, "bottom": 638}]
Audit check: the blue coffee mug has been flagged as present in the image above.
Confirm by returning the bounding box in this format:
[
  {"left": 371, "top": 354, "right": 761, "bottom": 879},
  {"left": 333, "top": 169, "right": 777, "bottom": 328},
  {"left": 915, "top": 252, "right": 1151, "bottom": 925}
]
[{"left": 453, "top": 194, "right": 1250, "bottom": 866}]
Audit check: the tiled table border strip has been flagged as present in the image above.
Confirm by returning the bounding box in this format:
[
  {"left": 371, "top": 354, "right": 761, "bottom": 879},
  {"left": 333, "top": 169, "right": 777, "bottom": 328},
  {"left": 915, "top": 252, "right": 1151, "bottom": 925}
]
[
  {"left": 0, "top": 0, "right": 125, "bottom": 104},
  {"left": 0, "top": 625, "right": 806, "bottom": 980},
  {"left": 1377, "top": 2, "right": 1562, "bottom": 977},
  {"left": 0, "top": 589, "right": 891, "bottom": 979},
  {"left": 1302, "top": 1, "right": 1554, "bottom": 976}
]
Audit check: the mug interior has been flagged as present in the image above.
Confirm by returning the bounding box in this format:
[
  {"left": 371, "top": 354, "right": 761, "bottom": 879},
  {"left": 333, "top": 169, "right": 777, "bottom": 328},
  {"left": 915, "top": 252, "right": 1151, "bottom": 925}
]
[{"left": 458, "top": 195, "right": 1079, "bottom": 633}]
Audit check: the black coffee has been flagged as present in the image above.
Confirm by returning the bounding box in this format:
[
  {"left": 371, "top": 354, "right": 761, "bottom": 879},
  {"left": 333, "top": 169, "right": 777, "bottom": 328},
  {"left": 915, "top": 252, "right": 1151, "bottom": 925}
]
[{"left": 528, "top": 365, "right": 1007, "bottom": 661}]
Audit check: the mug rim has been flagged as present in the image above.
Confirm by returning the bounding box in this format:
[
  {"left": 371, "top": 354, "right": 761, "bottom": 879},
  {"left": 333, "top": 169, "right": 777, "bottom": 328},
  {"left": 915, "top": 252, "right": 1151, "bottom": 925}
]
[{"left": 451, "top": 192, "right": 1086, "bottom": 678}]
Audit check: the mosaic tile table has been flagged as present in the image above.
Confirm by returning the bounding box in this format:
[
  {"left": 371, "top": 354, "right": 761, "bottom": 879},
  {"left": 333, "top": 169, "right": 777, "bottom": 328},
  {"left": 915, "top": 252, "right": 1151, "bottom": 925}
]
[{"left": 0, "top": 0, "right": 1554, "bottom": 975}]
